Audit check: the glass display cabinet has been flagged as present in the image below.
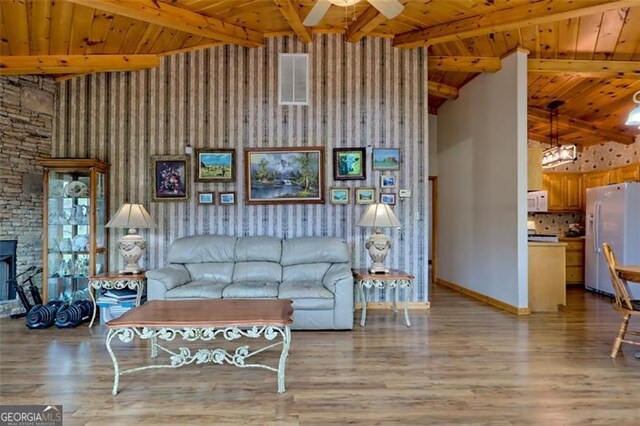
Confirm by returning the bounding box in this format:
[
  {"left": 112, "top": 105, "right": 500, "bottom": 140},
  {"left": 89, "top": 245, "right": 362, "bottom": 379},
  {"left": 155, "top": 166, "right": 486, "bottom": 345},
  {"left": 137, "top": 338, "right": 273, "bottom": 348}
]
[{"left": 37, "top": 159, "right": 109, "bottom": 302}]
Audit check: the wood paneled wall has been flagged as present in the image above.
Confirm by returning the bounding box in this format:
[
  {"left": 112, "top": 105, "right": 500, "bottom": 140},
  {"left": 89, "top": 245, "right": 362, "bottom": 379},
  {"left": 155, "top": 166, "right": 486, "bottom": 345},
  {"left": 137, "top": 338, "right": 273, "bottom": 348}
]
[{"left": 52, "top": 35, "right": 429, "bottom": 302}]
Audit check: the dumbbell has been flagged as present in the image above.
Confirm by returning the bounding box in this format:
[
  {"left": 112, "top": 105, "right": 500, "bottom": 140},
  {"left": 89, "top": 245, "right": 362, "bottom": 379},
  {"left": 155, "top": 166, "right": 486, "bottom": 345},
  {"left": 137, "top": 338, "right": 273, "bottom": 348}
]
[{"left": 26, "top": 300, "right": 64, "bottom": 329}]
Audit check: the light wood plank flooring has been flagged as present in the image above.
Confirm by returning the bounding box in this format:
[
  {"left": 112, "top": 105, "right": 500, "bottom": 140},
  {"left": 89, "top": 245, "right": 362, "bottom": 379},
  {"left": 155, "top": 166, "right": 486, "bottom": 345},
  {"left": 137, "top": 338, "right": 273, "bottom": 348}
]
[{"left": 1, "top": 285, "right": 639, "bottom": 425}]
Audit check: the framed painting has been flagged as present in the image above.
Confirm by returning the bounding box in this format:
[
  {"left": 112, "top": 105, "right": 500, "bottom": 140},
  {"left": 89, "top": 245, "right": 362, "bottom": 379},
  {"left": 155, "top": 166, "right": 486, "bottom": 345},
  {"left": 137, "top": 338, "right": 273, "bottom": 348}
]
[
  {"left": 333, "top": 148, "right": 366, "bottom": 180},
  {"left": 151, "top": 155, "right": 190, "bottom": 202},
  {"left": 198, "top": 192, "right": 214, "bottom": 204},
  {"left": 330, "top": 187, "right": 350, "bottom": 205},
  {"left": 380, "top": 193, "right": 396, "bottom": 205},
  {"left": 244, "top": 147, "right": 325, "bottom": 205},
  {"left": 219, "top": 191, "right": 236, "bottom": 205},
  {"left": 372, "top": 148, "right": 400, "bottom": 170},
  {"left": 195, "top": 148, "right": 235, "bottom": 182},
  {"left": 355, "top": 187, "right": 376, "bottom": 205},
  {"left": 380, "top": 174, "right": 396, "bottom": 188}
]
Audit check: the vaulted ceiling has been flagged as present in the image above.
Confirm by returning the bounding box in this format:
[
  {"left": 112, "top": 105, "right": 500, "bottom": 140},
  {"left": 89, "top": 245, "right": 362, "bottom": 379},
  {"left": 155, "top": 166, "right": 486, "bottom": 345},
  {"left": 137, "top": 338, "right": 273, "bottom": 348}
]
[{"left": 1, "top": 0, "right": 639, "bottom": 146}]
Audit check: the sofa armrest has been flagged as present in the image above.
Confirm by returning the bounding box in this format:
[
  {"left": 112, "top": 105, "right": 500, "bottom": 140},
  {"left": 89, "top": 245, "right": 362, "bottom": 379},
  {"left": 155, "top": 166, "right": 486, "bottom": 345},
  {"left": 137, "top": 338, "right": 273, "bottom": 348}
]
[
  {"left": 145, "top": 265, "right": 191, "bottom": 299},
  {"left": 322, "top": 263, "right": 352, "bottom": 293}
]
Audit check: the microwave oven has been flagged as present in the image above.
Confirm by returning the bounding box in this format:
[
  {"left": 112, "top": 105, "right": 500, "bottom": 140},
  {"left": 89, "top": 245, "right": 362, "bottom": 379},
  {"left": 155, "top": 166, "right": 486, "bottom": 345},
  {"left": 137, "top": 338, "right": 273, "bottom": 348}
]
[{"left": 527, "top": 190, "right": 548, "bottom": 212}]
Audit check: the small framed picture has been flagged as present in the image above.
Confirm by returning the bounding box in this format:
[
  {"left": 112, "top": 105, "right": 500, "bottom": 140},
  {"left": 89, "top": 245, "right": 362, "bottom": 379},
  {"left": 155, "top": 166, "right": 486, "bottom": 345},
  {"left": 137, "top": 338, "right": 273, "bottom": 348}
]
[
  {"left": 198, "top": 192, "right": 214, "bottom": 204},
  {"left": 333, "top": 148, "right": 366, "bottom": 180},
  {"left": 151, "top": 155, "right": 190, "bottom": 202},
  {"left": 380, "top": 175, "right": 396, "bottom": 188},
  {"left": 219, "top": 191, "right": 236, "bottom": 205},
  {"left": 380, "top": 193, "right": 396, "bottom": 205},
  {"left": 372, "top": 148, "right": 400, "bottom": 170},
  {"left": 330, "top": 188, "right": 350, "bottom": 204},
  {"left": 195, "top": 148, "right": 235, "bottom": 182},
  {"left": 355, "top": 187, "right": 376, "bottom": 204}
]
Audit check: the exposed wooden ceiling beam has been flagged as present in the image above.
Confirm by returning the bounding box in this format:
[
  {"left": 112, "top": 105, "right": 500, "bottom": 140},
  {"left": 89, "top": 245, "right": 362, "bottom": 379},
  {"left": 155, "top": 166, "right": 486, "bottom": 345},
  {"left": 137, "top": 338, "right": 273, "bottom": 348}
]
[
  {"left": 273, "top": 0, "right": 312, "bottom": 43},
  {"left": 428, "top": 81, "right": 458, "bottom": 100},
  {"left": 345, "top": 6, "right": 387, "bottom": 43},
  {"left": 429, "top": 56, "right": 502, "bottom": 73},
  {"left": 528, "top": 132, "right": 552, "bottom": 144},
  {"left": 159, "top": 42, "right": 225, "bottom": 57},
  {"left": 66, "top": 0, "right": 264, "bottom": 48},
  {"left": 528, "top": 107, "right": 635, "bottom": 145},
  {"left": 0, "top": 55, "right": 160, "bottom": 75},
  {"left": 394, "top": 0, "right": 640, "bottom": 48},
  {"left": 528, "top": 59, "right": 640, "bottom": 79}
]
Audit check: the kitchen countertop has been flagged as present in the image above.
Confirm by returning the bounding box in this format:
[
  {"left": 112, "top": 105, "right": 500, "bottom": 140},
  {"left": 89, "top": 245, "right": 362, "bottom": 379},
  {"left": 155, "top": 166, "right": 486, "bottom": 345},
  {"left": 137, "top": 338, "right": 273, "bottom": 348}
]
[{"left": 528, "top": 242, "right": 568, "bottom": 247}]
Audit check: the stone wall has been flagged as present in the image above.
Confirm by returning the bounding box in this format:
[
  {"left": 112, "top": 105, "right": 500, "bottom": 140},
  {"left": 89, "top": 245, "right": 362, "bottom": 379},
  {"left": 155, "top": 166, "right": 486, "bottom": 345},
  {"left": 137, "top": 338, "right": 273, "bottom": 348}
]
[{"left": 0, "top": 75, "right": 55, "bottom": 318}]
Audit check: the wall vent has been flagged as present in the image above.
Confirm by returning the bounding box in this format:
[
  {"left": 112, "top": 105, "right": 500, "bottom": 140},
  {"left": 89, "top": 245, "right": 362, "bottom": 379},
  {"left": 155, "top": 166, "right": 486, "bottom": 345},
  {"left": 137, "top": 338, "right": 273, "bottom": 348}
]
[{"left": 279, "top": 54, "right": 308, "bottom": 105}]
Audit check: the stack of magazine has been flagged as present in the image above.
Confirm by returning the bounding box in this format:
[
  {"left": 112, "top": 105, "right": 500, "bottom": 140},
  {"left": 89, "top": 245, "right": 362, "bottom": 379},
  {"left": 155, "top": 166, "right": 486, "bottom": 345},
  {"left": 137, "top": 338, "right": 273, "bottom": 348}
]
[
  {"left": 96, "top": 289, "right": 144, "bottom": 325},
  {"left": 96, "top": 289, "right": 138, "bottom": 307}
]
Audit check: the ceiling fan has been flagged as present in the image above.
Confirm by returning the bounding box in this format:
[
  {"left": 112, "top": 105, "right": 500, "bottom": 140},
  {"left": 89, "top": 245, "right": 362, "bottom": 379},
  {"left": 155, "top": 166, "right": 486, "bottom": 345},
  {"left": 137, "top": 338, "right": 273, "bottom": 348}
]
[{"left": 303, "top": 0, "right": 404, "bottom": 27}]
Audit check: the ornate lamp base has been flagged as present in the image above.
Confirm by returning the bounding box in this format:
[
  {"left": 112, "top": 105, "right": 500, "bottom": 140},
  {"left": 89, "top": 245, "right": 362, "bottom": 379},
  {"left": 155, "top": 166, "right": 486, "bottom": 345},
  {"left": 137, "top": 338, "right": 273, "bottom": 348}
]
[
  {"left": 365, "top": 230, "right": 391, "bottom": 274},
  {"left": 117, "top": 233, "right": 146, "bottom": 274}
]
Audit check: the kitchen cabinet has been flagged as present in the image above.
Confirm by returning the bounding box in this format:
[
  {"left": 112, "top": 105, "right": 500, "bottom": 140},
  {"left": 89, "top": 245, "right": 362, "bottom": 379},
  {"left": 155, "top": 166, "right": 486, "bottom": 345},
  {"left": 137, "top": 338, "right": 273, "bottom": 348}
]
[
  {"left": 528, "top": 147, "right": 543, "bottom": 191},
  {"left": 528, "top": 242, "right": 567, "bottom": 312},
  {"left": 610, "top": 164, "right": 640, "bottom": 184},
  {"left": 37, "top": 158, "right": 109, "bottom": 302},
  {"left": 543, "top": 173, "right": 583, "bottom": 211},
  {"left": 583, "top": 170, "right": 611, "bottom": 191},
  {"left": 559, "top": 237, "right": 584, "bottom": 285}
]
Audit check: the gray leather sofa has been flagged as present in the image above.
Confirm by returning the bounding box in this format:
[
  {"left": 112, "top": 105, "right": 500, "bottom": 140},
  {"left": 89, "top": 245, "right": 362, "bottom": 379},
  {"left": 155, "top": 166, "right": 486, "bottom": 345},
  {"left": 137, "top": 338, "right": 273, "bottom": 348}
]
[{"left": 145, "top": 235, "right": 354, "bottom": 330}]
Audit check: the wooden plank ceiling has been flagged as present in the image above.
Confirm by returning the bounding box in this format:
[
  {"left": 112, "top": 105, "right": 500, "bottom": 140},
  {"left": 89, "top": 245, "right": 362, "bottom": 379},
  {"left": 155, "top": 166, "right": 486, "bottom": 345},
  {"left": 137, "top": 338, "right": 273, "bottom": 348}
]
[{"left": 1, "top": 0, "right": 639, "bottom": 146}]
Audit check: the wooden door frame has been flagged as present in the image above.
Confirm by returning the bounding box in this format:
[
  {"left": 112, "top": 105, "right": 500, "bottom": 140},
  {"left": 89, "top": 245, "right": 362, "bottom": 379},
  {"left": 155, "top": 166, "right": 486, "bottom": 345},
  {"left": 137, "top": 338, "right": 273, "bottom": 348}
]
[{"left": 429, "top": 176, "right": 438, "bottom": 281}]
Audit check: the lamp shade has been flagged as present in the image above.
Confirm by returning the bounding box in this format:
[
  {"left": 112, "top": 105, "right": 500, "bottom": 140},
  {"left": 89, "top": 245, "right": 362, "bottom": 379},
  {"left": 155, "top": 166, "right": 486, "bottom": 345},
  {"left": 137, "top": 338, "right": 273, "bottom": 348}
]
[
  {"left": 626, "top": 105, "right": 640, "bottom": 126},
  {"left": 106, "top": 203, "right": 155, "bottom": 229},
  {"left": 356, "top": 203, "right": 401, "bottom": 228},
  {"left": 328, "top": 0, "right": 361, "bottom": 6}
]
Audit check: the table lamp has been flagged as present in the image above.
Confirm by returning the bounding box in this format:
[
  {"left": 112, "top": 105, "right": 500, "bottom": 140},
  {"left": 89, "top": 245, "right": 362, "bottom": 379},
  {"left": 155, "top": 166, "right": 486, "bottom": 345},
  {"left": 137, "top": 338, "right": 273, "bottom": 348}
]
[
  {"left": 356, "top": 203, "right": 401, "bottom": 273},
  {"left": 106, "top": 203, "right": 155, "bottom": 273}
]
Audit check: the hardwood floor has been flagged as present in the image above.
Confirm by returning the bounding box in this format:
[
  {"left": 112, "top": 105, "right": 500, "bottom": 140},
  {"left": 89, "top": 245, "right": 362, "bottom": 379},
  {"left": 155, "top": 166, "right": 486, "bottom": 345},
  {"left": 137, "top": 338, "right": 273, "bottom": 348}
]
[{"left": 1, "top": 285, "right": 639, "bottom": 425}]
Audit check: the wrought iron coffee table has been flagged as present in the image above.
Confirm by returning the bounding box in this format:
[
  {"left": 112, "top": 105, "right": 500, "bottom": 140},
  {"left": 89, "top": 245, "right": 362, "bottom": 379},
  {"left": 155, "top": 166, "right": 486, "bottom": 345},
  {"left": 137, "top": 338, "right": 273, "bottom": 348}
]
[{"left": 106, "top": 299, "right": 293, "bottom": 395}]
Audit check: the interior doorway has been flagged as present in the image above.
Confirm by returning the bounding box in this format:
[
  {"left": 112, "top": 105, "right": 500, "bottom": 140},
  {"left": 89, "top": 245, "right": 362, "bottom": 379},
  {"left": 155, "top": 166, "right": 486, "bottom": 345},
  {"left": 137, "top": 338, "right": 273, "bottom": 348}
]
[{"left": 428, "top": 176, "right": 438, "bottom": 281}]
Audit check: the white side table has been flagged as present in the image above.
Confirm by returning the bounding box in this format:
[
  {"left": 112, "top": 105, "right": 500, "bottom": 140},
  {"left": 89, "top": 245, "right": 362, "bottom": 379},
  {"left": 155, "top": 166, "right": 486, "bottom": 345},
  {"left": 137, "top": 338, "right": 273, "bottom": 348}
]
[
  {"left": 87, "top": 272, "right": 146, "bottom": 327},
  {"left": 352, "top": 269, "right": 415, "bottom": 327}
]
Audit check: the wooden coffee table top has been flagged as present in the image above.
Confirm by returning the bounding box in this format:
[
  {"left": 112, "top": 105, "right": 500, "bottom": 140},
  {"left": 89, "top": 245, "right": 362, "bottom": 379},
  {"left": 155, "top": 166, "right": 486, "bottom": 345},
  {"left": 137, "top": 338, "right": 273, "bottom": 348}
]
[{"left": 107, "top": 300, "right": 294, "bottom": 328}]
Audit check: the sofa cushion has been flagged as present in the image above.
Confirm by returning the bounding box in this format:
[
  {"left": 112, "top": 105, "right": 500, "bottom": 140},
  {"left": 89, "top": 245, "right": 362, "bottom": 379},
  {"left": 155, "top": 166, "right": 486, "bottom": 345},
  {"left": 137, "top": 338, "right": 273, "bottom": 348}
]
[
  {"left": 278, "top": 281, "right": 335, "bottom": 310},
  {"left": 235, "top": 236, "right": 282, "bottom": 262},
  {"left": 185, "top": 263, "right": 234, "bottom": 283},
  {"left": 283, "top": 263, "right": 331, "bottom": 282},
  {"left": 168, "top": 235, "right": 237, "bottom": 264},
  {"left": 281, "top": 237, "right": 350, "bottom": 266},
  {"left": 222, "top": 282, "right": 280, "bottom": 298},
  {"left": 165, "top": 281, "right": 229, "bottom": 299},
  {"left": 233, "top": 262, "right": 282, "bottom": 283},
  {"left": 145, "top": 264, "right": 190, "bottom": 291}
]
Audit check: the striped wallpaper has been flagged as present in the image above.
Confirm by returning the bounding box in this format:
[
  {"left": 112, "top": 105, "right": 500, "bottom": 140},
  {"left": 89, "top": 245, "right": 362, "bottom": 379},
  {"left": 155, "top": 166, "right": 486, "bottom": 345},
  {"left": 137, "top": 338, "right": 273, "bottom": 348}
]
[{"left": 52, "top": 35, "right": 430, "bottom": 303}]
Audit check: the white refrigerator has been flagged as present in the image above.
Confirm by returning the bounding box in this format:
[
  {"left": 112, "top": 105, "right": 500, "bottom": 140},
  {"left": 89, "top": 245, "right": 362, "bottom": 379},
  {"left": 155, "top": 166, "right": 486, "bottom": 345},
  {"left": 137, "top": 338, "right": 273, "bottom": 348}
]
[{"left": 585, "top": 182, "right": 640, "bottom": 298}]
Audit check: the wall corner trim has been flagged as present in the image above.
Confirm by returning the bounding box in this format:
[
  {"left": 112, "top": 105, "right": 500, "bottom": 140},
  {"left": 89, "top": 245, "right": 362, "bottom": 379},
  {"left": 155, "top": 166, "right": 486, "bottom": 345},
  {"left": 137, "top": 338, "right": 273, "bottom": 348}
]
[{"left": 435, "top": 278, "right": 531, "bottom": 316}]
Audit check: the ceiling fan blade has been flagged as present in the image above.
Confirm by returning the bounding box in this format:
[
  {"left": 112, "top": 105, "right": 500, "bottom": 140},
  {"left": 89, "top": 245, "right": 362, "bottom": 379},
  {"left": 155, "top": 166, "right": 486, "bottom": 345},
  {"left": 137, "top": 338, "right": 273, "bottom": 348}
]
[
  {"left": 367, "top": 0, "right": 404, "bottom": 20},
  {"left": 303, "top": 0, "right": 332, "bottom": 26}
]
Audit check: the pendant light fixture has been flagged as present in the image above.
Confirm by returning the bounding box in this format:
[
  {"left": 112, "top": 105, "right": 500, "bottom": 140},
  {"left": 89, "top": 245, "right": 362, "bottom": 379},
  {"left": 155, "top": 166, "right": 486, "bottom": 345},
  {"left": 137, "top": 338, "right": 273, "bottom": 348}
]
[
  {"left": 542, "top": 100, "right": 577, "bottom": 169},
  {"left": 625, "top": 91, "right": 640, "bottom": 127}
]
